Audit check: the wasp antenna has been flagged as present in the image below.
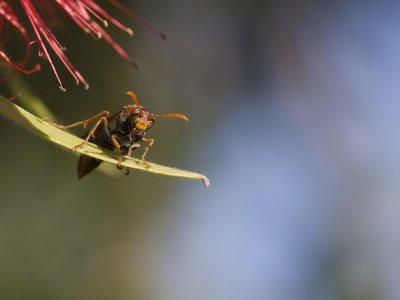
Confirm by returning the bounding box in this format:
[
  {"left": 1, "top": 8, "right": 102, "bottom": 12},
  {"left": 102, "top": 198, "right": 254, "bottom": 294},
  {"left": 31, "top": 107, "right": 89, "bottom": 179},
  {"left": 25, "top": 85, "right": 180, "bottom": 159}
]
[
  {"left": 154, "top": 113, "right": 189, "bottom": 122},
  {"left": 126, "top": 91, "right": 142, "bottom": 110}
]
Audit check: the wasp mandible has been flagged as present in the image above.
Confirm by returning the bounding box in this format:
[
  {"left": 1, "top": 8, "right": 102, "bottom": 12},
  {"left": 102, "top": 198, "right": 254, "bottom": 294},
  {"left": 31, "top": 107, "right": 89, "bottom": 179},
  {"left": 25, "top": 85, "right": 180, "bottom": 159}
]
[{"left": 48, "top": 91, "right": 189, "bottom": 178}]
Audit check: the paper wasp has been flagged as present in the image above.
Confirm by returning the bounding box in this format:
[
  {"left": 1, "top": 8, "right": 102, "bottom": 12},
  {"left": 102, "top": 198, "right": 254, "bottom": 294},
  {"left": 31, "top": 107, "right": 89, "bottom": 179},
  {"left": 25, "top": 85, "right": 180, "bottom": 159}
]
[{"left": 48, "top": 91, "right": 188, "bottom": 178}]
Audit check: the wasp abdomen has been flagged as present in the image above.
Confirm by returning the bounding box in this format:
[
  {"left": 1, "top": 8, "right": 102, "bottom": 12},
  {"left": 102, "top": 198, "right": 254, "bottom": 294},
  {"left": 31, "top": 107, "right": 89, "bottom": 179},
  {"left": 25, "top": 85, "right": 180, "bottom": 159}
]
[{"left": 78, "top": 155, "right": 103, "bottom": 179}]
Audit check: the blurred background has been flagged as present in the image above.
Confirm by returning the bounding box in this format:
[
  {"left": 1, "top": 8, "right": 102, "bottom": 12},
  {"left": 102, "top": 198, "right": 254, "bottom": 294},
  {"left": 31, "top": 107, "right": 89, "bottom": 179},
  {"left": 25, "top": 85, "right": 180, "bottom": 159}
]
[{"left": 1, "top": 0, "right": 400, "bottom": 299}]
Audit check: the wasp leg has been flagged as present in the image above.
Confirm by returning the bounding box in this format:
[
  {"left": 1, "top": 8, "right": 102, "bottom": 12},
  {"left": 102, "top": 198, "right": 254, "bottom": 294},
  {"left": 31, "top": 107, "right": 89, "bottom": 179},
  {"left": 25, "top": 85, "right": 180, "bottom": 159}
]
[
  {"left": 127, "top": 143, "right": 141, "bottom": 157},
  {"left": 46, "top": 111, "right": 110, "bottom": 129},
  {"left": 124, "top": 143, "right": 141, "bottom": 175},
  {"left": 110, "top": 135, "right": 123, "bottom": 169},
  {"left": 140, "top": 138, "right": 154, "bottom": 169},
  {"left": 71, "top": 116, "right": 109, "bottom": 152}
]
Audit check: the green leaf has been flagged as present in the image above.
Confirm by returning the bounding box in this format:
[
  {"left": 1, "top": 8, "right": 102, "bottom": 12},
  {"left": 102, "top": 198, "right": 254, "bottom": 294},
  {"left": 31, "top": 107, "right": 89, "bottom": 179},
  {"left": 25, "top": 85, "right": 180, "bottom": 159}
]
[{"left": 0, "top": 96, "right": 210, "bottom": 187}]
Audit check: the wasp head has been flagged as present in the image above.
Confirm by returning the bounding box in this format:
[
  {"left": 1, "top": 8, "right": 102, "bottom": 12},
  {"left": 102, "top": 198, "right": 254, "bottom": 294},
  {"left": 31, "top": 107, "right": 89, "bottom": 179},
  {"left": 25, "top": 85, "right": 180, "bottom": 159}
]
[
  {"left": 130, "top": 107, "right": 155, "bottom": 132},
  {"left": 126, "top": 91, "right": 189, "bottom": 135}
]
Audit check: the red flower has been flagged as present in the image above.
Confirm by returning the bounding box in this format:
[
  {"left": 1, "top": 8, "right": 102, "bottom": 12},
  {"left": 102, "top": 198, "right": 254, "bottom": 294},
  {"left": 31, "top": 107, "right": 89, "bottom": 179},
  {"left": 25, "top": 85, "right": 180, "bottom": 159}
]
[{"left": 0, "top": 0, "right": 165, "bottom": 91}]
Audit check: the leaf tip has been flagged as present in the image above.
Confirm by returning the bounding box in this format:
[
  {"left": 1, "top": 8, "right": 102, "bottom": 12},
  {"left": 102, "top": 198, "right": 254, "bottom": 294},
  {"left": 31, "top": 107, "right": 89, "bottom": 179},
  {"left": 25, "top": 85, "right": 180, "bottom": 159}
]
[{"left": 201, "top": 176, "right": 210, "bottom": 188}]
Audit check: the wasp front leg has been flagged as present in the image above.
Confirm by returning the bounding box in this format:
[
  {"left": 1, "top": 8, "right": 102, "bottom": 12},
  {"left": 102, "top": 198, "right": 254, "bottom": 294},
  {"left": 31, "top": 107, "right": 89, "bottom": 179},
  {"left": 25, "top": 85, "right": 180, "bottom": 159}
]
[
  {"left": 126, "top": 143, "right": 141, "bottom": 158},
  {"left": 140, "top": 138, "right": 154, "bottom": 168},
  {"left": 124, "top": 143, "right": 141, "bottom": 175}
]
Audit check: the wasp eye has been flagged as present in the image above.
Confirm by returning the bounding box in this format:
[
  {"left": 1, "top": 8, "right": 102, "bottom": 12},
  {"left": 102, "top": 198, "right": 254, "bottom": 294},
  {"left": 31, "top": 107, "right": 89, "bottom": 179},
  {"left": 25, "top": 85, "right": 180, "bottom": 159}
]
[{"left": 148, "top": 120, "right": 154, "bottom": 127}]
